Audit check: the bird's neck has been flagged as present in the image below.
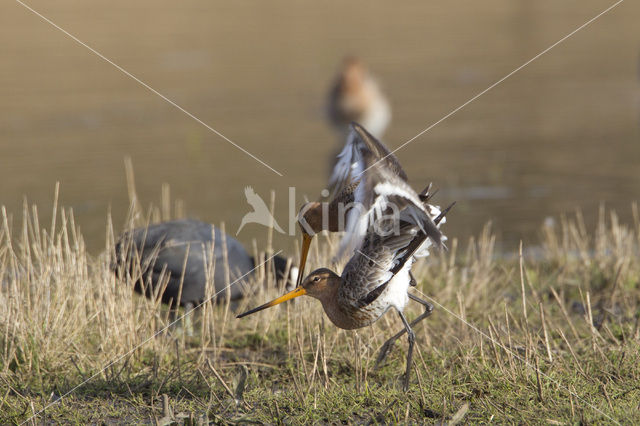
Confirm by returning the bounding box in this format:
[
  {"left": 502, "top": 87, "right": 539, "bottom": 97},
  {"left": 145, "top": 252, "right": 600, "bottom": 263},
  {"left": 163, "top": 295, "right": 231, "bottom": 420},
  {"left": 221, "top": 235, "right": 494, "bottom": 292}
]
[
  {"left": 305, "top": 203, "right": 345, "bottom": 233},
  {"left": 326, "top": 189, "right": 356, "bottom": 232},
  {"left": 315, "top": 279, "right": 359, "bottom": 330}
]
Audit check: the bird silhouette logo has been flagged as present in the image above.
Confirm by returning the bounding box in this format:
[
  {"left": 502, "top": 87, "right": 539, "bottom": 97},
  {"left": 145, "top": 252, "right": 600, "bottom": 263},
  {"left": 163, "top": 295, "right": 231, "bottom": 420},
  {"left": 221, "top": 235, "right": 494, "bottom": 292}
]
[{"left": 236, "top": 186, "right": 285, "bottom": 235}]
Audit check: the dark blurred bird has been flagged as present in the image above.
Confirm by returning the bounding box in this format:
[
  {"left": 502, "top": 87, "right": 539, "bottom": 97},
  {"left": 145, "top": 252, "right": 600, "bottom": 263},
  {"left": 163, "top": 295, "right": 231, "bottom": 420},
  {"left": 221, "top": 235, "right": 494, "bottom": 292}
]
[
  {"left": 327, "top": 56, "right": 391, "bottom": 139},
  {"left": 239, "top": 150, "right": 452, "bottom": 391},
  {"left": 113, "top": 218, "right": 297, "bottom": 311}
]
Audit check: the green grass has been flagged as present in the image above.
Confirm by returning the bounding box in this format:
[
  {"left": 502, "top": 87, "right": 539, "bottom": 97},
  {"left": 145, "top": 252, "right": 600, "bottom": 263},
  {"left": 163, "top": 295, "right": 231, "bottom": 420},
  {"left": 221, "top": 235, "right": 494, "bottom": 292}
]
[{"left": 1, "top": 188, "right": 639, "bottom": 424}]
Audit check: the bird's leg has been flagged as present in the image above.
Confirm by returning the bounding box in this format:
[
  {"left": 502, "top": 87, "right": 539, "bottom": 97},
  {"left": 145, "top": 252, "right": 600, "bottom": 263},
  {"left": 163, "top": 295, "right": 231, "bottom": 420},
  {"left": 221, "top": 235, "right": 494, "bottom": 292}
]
[
  {"left": 408, "top": 292, "right": 434, "bottom": 314},
  {"left": 375, "top": 293, "right": 433, "bottom": 369},
  {"left": 398, "top": 311, "right": 415, "bottom": 392}
]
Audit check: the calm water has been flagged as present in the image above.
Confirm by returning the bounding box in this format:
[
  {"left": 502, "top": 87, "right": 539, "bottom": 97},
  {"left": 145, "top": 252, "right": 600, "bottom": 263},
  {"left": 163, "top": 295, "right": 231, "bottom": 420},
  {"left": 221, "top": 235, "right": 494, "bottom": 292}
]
[{"left": 2, "top": 0, "right": 639, "bottom": 254}]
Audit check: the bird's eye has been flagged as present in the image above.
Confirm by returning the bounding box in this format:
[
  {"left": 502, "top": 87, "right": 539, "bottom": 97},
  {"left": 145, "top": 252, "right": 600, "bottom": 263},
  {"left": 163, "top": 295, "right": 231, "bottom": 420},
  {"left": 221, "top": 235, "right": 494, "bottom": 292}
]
[{"left": 313, "top": 276, "right": 320, "bottom": 282}]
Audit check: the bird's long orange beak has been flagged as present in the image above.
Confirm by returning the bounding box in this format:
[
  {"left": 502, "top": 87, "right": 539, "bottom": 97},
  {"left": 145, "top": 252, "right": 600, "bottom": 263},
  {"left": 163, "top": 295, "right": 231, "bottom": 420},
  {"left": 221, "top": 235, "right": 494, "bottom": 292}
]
[
  {"left": 296, "top": 233, "right": 313, "bottom": 287},
  {"left": 236, "top": 286, "right": 307, "bottom": 318}
]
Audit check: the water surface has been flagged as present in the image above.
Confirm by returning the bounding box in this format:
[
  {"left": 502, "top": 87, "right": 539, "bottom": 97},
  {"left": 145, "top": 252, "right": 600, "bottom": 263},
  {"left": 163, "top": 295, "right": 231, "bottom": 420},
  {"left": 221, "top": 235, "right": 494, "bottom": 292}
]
[{"left": 2, "top": 0, "right": 639, "bottom": 254}]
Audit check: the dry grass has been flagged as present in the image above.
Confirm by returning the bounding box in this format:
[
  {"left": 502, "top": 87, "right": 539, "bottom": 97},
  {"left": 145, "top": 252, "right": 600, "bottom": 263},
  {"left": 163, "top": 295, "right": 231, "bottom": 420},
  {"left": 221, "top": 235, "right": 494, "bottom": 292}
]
[{"left": 1, "top": 182, "right": 639, "bottom": 423}]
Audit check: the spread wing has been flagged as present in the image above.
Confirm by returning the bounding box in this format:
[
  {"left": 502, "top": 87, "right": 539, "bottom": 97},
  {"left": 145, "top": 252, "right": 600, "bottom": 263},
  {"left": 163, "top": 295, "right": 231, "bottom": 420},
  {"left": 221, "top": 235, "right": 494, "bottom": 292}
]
[
  {"left": 339, "top": 220, "right": 425, "bottom": 307},
  {"left": 334, "top": 146, "right": 443, "bottom": 261},
  {"left": 328, "top": 122, "right": 407, "bottom": 199},
  {"left": 338, "top": 198, "right": 454, "bottom": 308}
]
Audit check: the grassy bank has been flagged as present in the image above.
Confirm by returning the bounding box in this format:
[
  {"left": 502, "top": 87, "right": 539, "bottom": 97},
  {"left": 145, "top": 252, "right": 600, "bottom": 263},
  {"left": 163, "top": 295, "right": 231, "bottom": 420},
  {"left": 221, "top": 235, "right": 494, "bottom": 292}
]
[{"left": 1, "top": 193, "right": 639, "bottom": 424}]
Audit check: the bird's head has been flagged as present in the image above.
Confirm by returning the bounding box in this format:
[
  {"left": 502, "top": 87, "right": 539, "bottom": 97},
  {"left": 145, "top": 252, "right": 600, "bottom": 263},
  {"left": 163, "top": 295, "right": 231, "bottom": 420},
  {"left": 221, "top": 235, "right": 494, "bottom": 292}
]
[
  {"left": 298, "top": 268, "right": 339, "bottom": 300},
  {"left": 341, "top": 56, "right": 366, "bottom": 90},
  {"left": 236, "top": 267, "right": 339, "bottom": 319}
]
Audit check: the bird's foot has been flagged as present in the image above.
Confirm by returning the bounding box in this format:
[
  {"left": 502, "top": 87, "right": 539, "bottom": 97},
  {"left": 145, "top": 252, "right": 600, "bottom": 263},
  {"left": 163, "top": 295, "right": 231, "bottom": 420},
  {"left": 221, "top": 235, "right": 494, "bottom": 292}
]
[{"left": 402, "top": 372, "right": 410, "bottom": 392}]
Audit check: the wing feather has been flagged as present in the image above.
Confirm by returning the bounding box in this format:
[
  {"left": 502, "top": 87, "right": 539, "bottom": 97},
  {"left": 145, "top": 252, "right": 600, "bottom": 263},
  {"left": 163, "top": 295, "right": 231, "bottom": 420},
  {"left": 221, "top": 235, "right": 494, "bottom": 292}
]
[
  {"left": 334, "top": 146, "right": 442, "bottom": 261},
  {"left": 340, "top": 221, "right": 421, "bottom": 307},
  {"left": 328, "top": 122, "right": 407, "bottom": 199}
]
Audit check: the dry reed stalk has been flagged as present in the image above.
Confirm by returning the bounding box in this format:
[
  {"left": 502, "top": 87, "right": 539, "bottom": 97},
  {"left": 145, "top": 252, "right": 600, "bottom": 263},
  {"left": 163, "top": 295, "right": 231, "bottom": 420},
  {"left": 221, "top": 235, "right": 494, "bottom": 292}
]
[
  {"left": 206, "top": 359, "right": 234, "bottom": 400},
  {"left": 519, "top": 242, "right": 531, "bottom": 346},
  {"left": 538, "top": 302, "right": 553, "bottom": 363},
  {"left": 486, "top": 319, "right": 505, "bottom": 374},
  {"left": 557, "top": 329, "right": 585, "bottom": 377},
  {"left": 534, "top": 354, "right": 543, "bottom": 402},
  {"left": 306, "top": 327, "right": 321, "bottom": 392},
  {"left": 503, "top": 304, "right": 516, "bottom": 372},
  {"left": 216, "top": 223, "right": 232, "bottom": 350},
  {"left": 549, "top": 286, "right": 580, "bottom": 341}
]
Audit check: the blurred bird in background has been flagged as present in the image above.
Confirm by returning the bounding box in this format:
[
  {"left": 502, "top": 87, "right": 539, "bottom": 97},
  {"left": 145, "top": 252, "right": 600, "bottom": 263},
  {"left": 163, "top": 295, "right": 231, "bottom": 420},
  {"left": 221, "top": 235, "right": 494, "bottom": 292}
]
[{"left": 327, "top": 56, "right": 391, "bottom": 140}]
